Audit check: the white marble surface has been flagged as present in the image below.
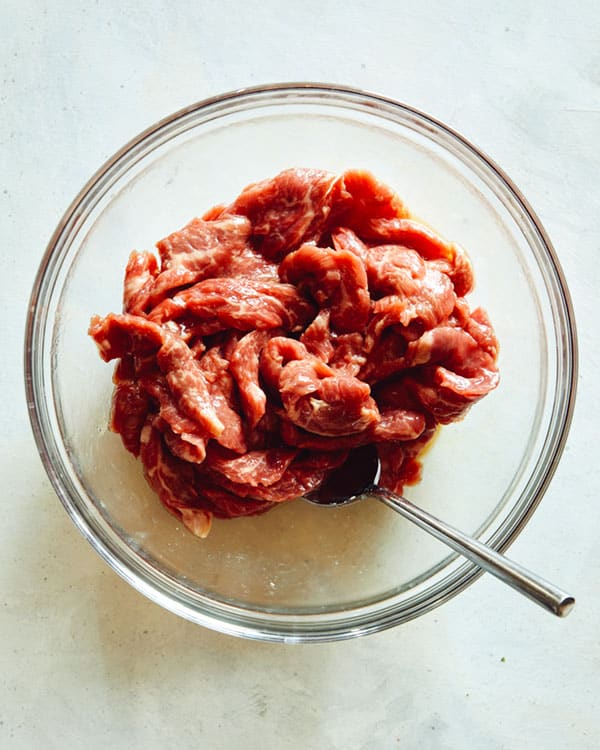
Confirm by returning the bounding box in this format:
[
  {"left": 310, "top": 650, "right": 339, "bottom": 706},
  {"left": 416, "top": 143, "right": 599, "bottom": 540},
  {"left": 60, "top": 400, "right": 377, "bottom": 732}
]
[{"left": 2, "top": 2, "right": 599, "bottom": 748}]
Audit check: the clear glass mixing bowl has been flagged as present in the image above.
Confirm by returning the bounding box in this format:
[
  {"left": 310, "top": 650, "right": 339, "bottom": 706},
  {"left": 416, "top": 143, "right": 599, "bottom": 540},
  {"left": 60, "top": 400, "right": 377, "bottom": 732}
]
[{"left": 25, "top": 84, "right": 577, "bottom": 642}]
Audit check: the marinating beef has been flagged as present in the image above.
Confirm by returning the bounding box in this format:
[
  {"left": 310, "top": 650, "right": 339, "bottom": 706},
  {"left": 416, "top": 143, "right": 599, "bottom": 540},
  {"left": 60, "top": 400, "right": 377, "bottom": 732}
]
[{"left": 90, "top": 168, "right": 499, "bottom": 537}]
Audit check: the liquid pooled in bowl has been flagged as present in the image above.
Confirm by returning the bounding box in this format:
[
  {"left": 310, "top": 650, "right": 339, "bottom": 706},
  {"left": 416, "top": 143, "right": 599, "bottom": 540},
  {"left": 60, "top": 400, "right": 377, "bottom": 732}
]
[{"left": 89, "top": 168, "right": 499, "bottom": 537}]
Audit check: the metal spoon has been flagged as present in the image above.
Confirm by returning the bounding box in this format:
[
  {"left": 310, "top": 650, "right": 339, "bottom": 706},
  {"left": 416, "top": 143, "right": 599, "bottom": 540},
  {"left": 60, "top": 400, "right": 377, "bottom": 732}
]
[{"left": 305, "top": 444, "right": 575, "bottom": 617}]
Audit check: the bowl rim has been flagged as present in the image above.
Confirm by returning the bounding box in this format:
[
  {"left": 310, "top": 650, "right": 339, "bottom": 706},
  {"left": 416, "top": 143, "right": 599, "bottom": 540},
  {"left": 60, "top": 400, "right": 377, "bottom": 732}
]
[{"left": 24, "top": 82, "right": 578, "bottom": 642}]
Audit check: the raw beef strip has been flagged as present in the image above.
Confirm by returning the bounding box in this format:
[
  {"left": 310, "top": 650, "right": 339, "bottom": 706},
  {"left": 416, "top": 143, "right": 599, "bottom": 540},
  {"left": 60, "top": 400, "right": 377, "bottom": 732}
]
[
  {"left": 204, "top": 445, "right": 298, "bottom": 487},
  {"left": 89, "top": 313, "right": 164, "bottom": 362},
  {"left": 362, "top": 218, "right": 473, "bottom": 297},
  {"left": 362, "top": 245, "right": 457, "bottom": 330},
  {"left": 406, "top": 365, "right": 499, "bottom": 424},
  {"left": 197, "top": 346, "right": 247, "bottom": 454},
  {"left": 261, "top": 337, "right": 380, "bottom": 436},
  {"left": 139, "top": 419, "right": 213, "bottom": 537},
  {"left": 326, "top": 169, "right": 409, "bottom": 235},
  {"left": 156, "top": 214, "right": 251, "bottom": 268},
  {"left": 140, "top": 375, "right": 208, "bottom": 462},
  {"left": 229, "top": 330, "right": 279, "bottom": 428},
  {"left": 123, "top": 251, "right": 159, "bottom": 315},
  {"left": 205, "top": 450, "right": 349, "bottom": 503},
  {"left": 300, "top": 310, "right": 335, "bottom": 363},
  {"left": 229, "top": 168, "right": 338, "bottom": 259},
  {"left": 161, "top": 424, "right": 207, "bottom": 464},
  {"left": 148, "top": 277, "right": 315, "bottom": 333},
  {"left": 149, "top": 214, "right": 279, "bottom": 306},
  {"left": 109, "top": 381, "right": 150, "bottom": 456},
  {"left": 359, "top": 328, "right": 412, "bottom": 383},
  {"left": 157, "top": 334, "right": 224, "bottom": 438},
  {"left": 331, "top": 225, "right": 370, "bottom": 260},
  {"left": 194, "top": 481, "right": 276, "bottom": 519},
  {"left": 329, "top": 332, "right": 367, "bottom": 376},
  {"left": 279, "top": 406, "right": 425, "bottom": 450},
  {"left": 279, "top": 242, "right": 370, "bottom": 332}
]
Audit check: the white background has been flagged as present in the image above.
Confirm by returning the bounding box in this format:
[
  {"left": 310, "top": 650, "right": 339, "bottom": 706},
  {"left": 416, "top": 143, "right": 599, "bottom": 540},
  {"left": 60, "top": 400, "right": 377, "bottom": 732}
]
[{"left": 2, "top": 2, "right": 599, "bottom": 748}]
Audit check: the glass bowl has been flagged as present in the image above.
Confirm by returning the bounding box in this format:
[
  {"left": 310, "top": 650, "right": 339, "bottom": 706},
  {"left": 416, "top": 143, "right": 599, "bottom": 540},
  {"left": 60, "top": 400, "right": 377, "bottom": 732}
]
[{"left": 25, "top": 83, "right": 577, "bottom": 642}]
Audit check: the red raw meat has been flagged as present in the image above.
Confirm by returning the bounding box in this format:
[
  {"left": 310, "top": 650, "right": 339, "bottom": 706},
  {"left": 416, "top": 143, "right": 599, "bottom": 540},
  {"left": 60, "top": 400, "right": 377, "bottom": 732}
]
[
  {"left": 229, "top": 168, "right": 338, "bottom": 259},
  {"left": 203, "top": 449, "right": 349, "bottom": 504},
  {"left": 196, "top": 346, "right": 247, "bottom": 454},
  {"left": 110, "top": 381, "right": 150, "bottom": 456},
  {"left": 139, "top": 419, "right": 213, "bottom": 537},
  {"left": 89, "top": 168, "right": 499, "bottom": 536},
  {"left": 140, "top": 376, "right": 208, "bottom": 462},
  {"left": 279, "top": 243, "right": 370, "bottom": 332},
  {"left": 156, "top": 214, "right": 251, "bottom": 269},
  {"left": 149, "top": 214, "right": 278, "bottom": 307},
  {"left": 260, "top": 336, "right": 380, "bottom": 436},
  {"left": 89, "top": 313, "right": 164, "bottom": 362},
  {"left": 157, "top": 334, "right": 224, "bottom": 438},
  {"left": 229, "top": 330, "right": 279, "bottom": 428},
  {"left": 123, "top": 251, "right": 159, "bottom": 315},
  {"left": 300, "top": 310, "right": 335, "bottom": 362},
  {"left": 327, "top": 170, "right": 409, "bottom": 235},
  {"left": 148, "top": 277, "right": 315, "bottom": 334},
  {"left": 205, "top": 445, "right": 298, "bottom": 487},
  {"left": 362, "top": 218, "right": 474, "bottom": 297}
]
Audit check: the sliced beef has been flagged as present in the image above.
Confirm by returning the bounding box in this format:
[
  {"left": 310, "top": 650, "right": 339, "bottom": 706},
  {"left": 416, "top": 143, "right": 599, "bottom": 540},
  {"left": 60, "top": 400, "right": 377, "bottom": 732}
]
[
  {"left": 260, "top": 337, "right": 380, "bottom": 436},
  {"left": 90, "top": 168, "right": 499, "bottom": 535},
  {"left": 109, "top": 381, "right": 150, "bottom": 456},
  {"left": 140, "top": 375, "right": 208, "bottom": 462},
  {"left": 300, "top": 310, "right": 335, "bottom": 363},
  {"left": 139, "top": 419, "right": 213, "bottom": 537},
  {"left": 229, "top": 168, "right": 338, "bottom": 259},
  {"left": 362, "top": 218, "right": 474, "bottom": 297},
  {"left": 229, "top": 330, "right": 278, "bottom": 428},
  {"left": 157, "top": 334, "right": 224, "bottom": 438},
  {"left": 196, "top": 345, "right": 247, "bottom": 454},
  {"left": 148, "top": 277, "right": 315, "bottom": 334},
  {"left": 279, "top": 243, "right": 370, "bottom": 332},
  {"left": 89, "top": 313, "right": 164, "bottom": 362},
  {"left": 156, "top": 214, "right": 251, "bottom": 269},
  {"left": 149, "top": 214, "right": 278, "bottom": 306},
  {"left": 123, "top": 251, "right": 159, "bottom": 315},
  {"left": 327, "top": 169, "right": 409, "bottom": 234},
  {"left": 205, "top": 445, "right": 298, "bottom": 487}
]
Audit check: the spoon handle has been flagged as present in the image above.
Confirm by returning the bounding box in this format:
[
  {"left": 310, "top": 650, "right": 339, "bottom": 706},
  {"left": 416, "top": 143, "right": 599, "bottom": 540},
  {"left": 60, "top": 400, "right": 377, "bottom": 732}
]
[{"left": 374, "top": 487, "right": 574, "bottom": 617}]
